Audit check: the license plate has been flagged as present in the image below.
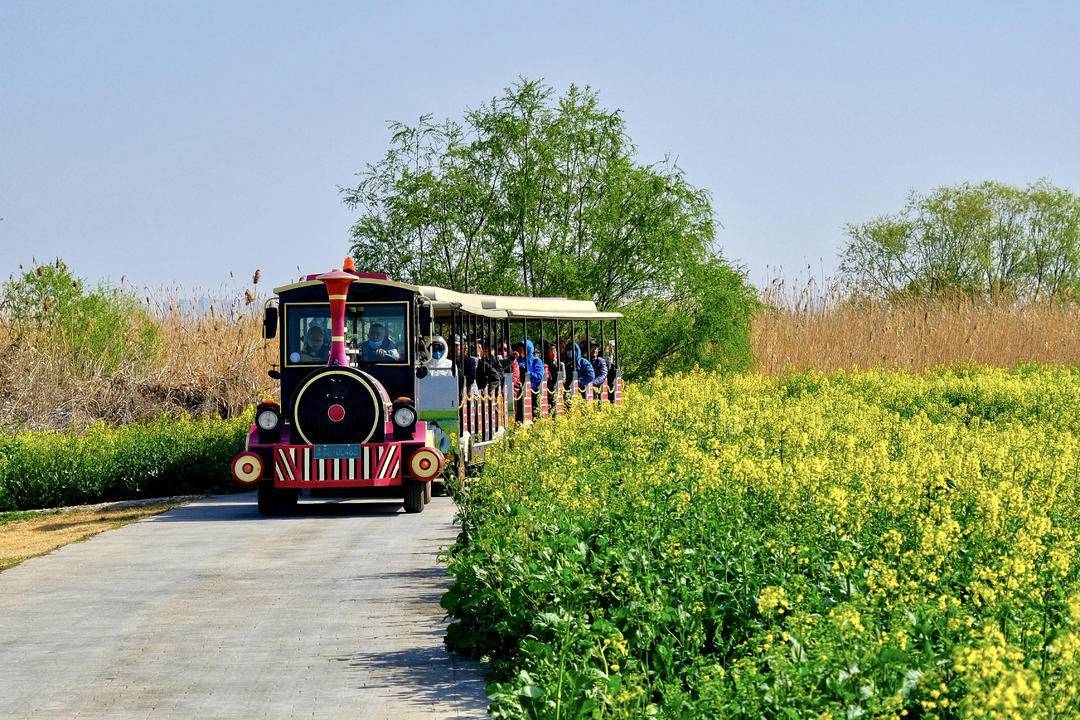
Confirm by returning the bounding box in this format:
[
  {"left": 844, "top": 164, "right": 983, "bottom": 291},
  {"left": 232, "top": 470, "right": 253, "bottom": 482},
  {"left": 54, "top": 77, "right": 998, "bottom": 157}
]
[{"left": 314, "top": 444, "right": 361, "bottom": 460}]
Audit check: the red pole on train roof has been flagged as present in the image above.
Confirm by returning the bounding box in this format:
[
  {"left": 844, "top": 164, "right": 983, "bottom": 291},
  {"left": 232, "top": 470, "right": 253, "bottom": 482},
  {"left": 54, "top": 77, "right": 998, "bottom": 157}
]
[{"left": 316, "top": 268, "right": 356, "bottom": 367}]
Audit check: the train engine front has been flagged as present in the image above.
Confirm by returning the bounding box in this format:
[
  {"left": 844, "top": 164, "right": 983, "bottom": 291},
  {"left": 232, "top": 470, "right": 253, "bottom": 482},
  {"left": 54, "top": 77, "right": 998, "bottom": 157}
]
[{"left": 230, "top": 262, "right": 443, "bottom": 515}]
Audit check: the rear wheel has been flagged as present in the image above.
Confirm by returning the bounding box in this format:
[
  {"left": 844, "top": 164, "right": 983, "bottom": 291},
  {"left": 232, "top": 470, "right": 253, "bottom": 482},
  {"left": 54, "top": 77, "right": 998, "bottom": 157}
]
[
  {"left": 423, "top": 480, "right": 432, "bottom": 505},
  {"left": 403, "top": 481, "right": 425, "bottom": 513}
]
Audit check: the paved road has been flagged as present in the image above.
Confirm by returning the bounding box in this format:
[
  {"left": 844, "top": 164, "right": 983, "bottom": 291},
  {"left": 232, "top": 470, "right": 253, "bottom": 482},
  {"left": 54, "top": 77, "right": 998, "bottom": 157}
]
[{"left": 0, "top": 493, "right": 488, "bottom": 719}]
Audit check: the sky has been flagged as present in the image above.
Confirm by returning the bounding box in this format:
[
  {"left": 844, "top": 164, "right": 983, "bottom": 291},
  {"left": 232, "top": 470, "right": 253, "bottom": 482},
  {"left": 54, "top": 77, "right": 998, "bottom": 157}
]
[{"left": 2, "top": 1, "right": 1079, "bottom": 293}]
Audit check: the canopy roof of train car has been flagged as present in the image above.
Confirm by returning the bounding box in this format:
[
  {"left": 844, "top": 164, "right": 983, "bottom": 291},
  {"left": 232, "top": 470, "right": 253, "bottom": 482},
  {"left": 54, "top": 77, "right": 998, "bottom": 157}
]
[
  {"left": 273, "top": 276, "right": 620, "bottom": 319},
  {"left": 418, "top": 285, "right": 621, "bottom": 320}
]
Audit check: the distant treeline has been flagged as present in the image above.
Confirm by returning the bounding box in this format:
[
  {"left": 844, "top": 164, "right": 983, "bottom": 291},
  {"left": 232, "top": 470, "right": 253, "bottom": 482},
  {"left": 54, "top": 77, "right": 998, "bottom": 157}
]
[{"left": 841, "top": 180, "right": 1080, "bottom": 299}]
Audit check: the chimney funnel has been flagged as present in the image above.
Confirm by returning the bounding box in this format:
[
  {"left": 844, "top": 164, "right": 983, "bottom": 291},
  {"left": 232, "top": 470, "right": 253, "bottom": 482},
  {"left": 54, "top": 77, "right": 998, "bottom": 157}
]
[{"left": 316, "top": 269, "right": 355, "bottom": 366}]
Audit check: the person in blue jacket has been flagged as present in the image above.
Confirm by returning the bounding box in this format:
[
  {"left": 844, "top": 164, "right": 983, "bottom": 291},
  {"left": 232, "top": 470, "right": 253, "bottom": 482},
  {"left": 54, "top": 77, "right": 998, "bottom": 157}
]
[
  {"left": 564, "top": 341, "right": 594, "bottom": 388},
  {"left": 512, "top": 339, "right": 545, "bottom": 393}
]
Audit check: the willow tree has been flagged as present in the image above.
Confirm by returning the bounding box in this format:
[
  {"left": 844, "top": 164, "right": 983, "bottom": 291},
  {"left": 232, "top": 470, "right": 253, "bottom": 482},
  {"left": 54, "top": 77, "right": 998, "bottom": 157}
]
[{"left": 342, "top": 79, "right": 755, "bottom": 378}]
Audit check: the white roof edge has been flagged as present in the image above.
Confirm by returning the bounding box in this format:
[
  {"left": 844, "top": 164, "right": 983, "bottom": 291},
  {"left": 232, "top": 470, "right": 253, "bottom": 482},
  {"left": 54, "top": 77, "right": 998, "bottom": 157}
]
[
  {"left": 505, "top": 309, "right": 622, "bottom": 319},
  {"left": 270, "top": 280, "right": 619, "bottom": 318},
  {"left": 419, "top": 285, "right": 610, "bottom": 316},
  {"left": 273, "top": 277, "right": 420, "bottom": 295},
  {"left": 427, "top": 300, "right": 507, "bottom": 319}
]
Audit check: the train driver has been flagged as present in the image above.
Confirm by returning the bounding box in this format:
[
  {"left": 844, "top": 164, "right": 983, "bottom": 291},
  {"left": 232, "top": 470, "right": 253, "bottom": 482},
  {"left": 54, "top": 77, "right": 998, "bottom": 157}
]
[{"left": 363, "top": 323, "right": 401, "bottom": 362}]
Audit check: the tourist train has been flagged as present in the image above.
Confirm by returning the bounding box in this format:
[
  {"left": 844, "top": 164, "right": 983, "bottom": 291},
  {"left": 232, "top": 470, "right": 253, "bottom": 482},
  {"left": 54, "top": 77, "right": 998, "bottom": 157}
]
[{"left": 230, "top": 258, "right": 622, "bottom": 515}]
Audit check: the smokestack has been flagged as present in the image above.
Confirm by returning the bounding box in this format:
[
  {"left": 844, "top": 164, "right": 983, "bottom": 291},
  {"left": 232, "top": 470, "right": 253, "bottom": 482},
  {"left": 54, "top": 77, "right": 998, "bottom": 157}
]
[{"left": 316, "top": 268, "right": 356, "bottom": 366}]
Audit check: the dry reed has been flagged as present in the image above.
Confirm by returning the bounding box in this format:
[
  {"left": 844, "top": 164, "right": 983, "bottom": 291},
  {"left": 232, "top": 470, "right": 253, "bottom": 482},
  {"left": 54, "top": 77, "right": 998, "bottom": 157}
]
[
  {"left": 4, "top": 271, "right": 1077, "bottom": 430},
  {"left": 753, "top": 278, "right": 1080, "bottom": 374},
  {"left": 0, "top": 285, "right": 274, "bottom": 432}
]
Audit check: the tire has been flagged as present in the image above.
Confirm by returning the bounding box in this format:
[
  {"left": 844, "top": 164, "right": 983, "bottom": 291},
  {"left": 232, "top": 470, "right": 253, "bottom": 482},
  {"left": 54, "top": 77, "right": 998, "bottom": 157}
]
[
  {"left": 423, "top": 480, "right": 432, "bottom": 505},
  {"left": 403, "top": 481, "right": 425, "bottom": 513},
  {"left": 257, "top": 481, "right": 280, "bottom": 516},
  {"left": 279, "top": 488, "right": 300, "bottom": 514},
  {"left": 258, "top": 483, "right": 298, "bottom": 516}
]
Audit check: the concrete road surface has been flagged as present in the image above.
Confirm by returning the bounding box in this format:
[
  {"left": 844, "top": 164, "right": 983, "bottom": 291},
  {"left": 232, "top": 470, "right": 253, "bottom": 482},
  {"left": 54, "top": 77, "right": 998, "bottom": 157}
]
[{"left": 0, "top": 493, "right": 489, "bottom": 719}]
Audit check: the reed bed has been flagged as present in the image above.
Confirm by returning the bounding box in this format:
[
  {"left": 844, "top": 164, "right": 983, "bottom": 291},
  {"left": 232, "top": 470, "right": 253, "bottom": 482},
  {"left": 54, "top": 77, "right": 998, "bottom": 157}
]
[
  {"left": 4, "top": 268, "right": 1077, "bottom": 430},
  {"left": 753, "top": 278, "right": 1080, "bottom": 374},
  {"left": 0, "top": 283, "right": 273, "bottom": 432}
]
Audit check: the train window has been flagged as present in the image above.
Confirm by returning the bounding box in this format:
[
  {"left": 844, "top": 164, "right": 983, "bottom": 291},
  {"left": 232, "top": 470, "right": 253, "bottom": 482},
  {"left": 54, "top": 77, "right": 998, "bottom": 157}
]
[
  {"left": 284, "top": 302, "right": 410, "bottom": 367},
  {"left": 346, "top": 302, "right": 408, "bottom": 365},
  {"left": 286, "top": 305, "right": 333, "bottom": 365}
]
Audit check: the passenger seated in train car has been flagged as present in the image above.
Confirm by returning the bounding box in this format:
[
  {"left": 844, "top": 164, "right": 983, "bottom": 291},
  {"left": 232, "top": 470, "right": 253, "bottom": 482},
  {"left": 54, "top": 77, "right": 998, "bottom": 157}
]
[
  {"left": 427, "top": 335, "right": 453, "bottom": 374},
  {"left": 512, "top": 339, "right": 544, "bottom": 393},
  {"left": 465, "top": 337, "right": 502, "bottom": 395},
  {"left": 463, "top": 338, "right": 477, "bottom": 388},
  {"left": 299, "top": 324, "right": 329, "bottom": 364},
  {"left": 588, "top": 340, "right": 608, "bottom": 387},
  {"left": 448, "top": 334, "right": 468, "bottom": 375},
  {"left": 543, "top": 341, "right": 557, "bottom": 365},
  {"left": 542, "top": 341, "right": 562, "bottom": 389},
  {"left": 559, "top": 341, "right": 575, "bottom": 388},
  {"left": 445, "top": 334, "right": 459, "bottom": 373},
  {"left": 362, "top": 322, "right": 400, "bottom": 362},
  {"left": 563, "top": 342, "right": 595, "bottom": 388}
]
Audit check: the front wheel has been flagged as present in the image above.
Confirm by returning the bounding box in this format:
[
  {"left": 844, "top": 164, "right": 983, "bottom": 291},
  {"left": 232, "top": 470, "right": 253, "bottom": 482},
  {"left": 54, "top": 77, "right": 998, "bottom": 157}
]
[
  {"left": 257, "top": 482, "right": 298, "bottom": 516},
  {"left": 423, "top": 480, "right": 432, "bottom": 505},
  {"left": 403, "top": 481, "right": 426, "bottom": 513},
  {"left": 257, "top": 481, "right": 280, "bottom": 516}
]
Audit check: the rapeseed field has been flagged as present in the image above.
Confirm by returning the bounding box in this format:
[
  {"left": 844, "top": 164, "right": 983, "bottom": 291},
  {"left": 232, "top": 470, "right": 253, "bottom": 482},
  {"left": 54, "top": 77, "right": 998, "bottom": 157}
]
[{"left": 444, "top": 367, "right": 1080, "bottom": 719}]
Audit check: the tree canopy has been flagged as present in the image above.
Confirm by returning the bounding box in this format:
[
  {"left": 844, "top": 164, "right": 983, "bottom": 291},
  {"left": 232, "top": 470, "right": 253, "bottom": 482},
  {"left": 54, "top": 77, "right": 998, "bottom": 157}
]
[
  {"left": 841, "top": 180, "right": 1080, "bottom": 299},
  {"left": 343, "top": 79, "right": 755, "bottom": 377}
]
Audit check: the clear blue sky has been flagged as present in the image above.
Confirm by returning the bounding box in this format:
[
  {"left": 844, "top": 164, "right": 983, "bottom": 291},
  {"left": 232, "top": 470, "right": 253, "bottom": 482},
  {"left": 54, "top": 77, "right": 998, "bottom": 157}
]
[{"left": 3, "top": 1, "right": 1078, "bottom": 292}]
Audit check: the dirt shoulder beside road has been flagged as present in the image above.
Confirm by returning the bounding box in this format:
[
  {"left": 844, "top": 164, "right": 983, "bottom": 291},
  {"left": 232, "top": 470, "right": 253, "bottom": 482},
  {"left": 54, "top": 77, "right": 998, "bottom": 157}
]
[{"left": 0, "top": 497, "right": 196, "bottom": 571}]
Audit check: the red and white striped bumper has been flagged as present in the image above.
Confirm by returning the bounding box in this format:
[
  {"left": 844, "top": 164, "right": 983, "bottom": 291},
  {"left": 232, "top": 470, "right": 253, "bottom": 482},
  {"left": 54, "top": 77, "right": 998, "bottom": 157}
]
[{"left": 273, "top": 443, "right": 402, "bottom": 487}]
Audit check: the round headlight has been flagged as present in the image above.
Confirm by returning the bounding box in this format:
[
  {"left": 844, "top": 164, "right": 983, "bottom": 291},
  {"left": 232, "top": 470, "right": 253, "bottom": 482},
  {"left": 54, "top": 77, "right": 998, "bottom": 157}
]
[
  {"left": 392, "top": 405, "right": 416, "bottom": 428},
  {"left": 256, "top": 408, "right": 280, "bottom": 431}
]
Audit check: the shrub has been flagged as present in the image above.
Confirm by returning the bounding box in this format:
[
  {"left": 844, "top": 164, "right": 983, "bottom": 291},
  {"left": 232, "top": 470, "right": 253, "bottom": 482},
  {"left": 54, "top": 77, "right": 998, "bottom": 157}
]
[
  {"left": 618, "top": 255, "right": 758, "bottom": 379},
  {"left": 444, "top": 367, "right": 1080, "bottom": 718},
  {"left": 1, "top": 259, "right": 160, "bottom": 377},
  {"left": 0, "top": 414, "right": 249, "bottom": 511},
  {"left": 0, "top": 260, "right": 271, "bottom": 430}
]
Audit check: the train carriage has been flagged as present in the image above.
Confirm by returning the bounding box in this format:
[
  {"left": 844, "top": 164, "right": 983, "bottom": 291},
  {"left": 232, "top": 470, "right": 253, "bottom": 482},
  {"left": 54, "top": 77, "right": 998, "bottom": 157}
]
[{"left": 230, "top": 259, "right": 621, "bottom": 515}]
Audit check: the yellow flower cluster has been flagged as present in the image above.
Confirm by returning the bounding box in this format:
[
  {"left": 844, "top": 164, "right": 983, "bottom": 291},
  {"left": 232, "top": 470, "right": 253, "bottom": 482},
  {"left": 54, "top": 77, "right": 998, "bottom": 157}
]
[{"left": 757, "top": 585, "right": 790, "bottom": 616}]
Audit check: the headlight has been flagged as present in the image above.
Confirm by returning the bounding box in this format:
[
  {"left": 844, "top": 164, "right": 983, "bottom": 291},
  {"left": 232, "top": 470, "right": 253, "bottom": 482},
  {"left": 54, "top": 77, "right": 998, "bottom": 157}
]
[
  {"left": 392, "top": 405, "right": 417, "bottom": 428},
  {"left": 257, "top": 408, "right": 280, "bottom": 431}
]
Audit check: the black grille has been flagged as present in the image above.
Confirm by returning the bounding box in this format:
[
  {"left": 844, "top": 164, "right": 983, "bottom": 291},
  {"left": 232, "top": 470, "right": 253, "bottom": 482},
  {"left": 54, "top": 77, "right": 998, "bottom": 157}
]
[{"left": 293, "top": 369, "right": 382, "bottom": 444}]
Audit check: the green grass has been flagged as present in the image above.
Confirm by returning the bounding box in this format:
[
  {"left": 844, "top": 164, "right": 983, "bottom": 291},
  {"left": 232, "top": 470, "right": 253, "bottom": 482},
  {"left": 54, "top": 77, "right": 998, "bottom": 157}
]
[{"left": 0, "top": 510, "right": 46, "bottom": 524}]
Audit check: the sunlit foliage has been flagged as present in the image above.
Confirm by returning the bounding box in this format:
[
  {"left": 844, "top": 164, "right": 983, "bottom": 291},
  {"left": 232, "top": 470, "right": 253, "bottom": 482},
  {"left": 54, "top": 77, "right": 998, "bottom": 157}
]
[{"left": 445, "top": 368, "right": 1080, "bottom": 718}]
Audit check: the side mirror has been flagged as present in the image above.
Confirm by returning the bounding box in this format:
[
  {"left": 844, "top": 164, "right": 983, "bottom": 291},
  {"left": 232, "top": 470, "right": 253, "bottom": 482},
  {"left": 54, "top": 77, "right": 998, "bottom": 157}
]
[
  {"left": 268, "top": 369, "right": 281, "bottom": 380},
  {"left": 417, "top": 300, "right": 431, "bottom": 330},
  {"left": 415, "top": 365, "right": 429, "bottom": 379},
  {"left": 263, "top": 306, "right": 278, "bottom": 339}
]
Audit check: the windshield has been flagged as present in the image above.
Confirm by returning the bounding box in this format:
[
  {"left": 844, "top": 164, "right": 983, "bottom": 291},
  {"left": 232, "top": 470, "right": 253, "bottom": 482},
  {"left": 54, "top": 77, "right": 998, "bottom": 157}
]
[{"left": 285, "top": 302, "right": 409, "bottom": 366}]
